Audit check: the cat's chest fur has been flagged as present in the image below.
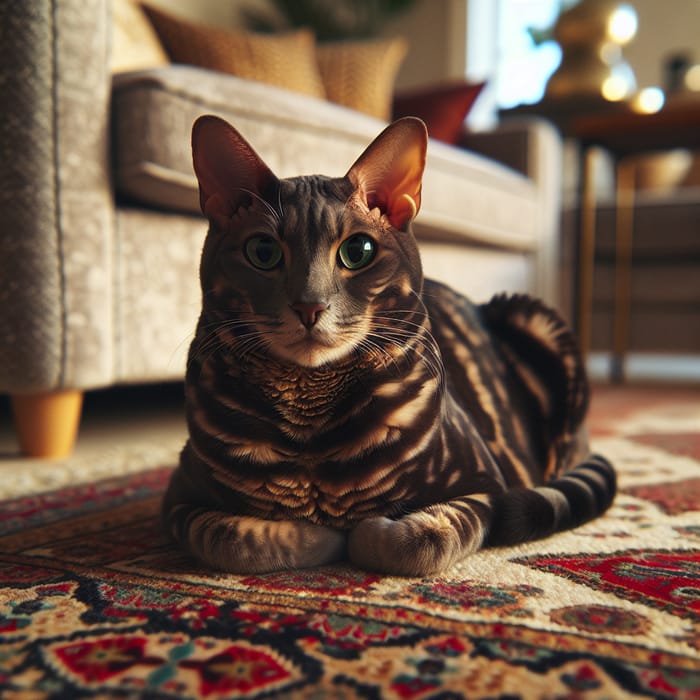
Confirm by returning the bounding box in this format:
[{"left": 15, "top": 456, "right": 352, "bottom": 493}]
[
  {"left": 199, "top": 338, "right": 436, "bottom": 456},
  {"left": 188, "top": 331, "right": 458, "bottom": 525},
  {"left": 230, "top": 354, "right": 378, "bottom": 440}
]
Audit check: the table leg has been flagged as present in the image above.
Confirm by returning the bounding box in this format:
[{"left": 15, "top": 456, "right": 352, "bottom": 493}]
[
  {"left": 576, "top": 147, "right": 598, "bottom": 363},
  {"left": 611, "top": 159, "right": 636, "bottom": 383}
]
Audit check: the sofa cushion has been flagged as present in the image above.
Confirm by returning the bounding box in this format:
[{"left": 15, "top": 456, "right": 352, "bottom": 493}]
[
  {"left": 142, "top": 4, "right": 325, "bottom": 98},
  {"left": 112, "top": 66, "right": 539, "bottom": 251},
  {"left": 393, "top": 80, "right": 486, "bottom": 144},
  {"left": 316, "top": 38, "right": 408, "bottom": 120},
  {"left": 111, "top": 0, "right": 169, "bottom": 74}
]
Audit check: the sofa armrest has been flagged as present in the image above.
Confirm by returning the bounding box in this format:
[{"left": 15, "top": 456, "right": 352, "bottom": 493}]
[
  {"left": 462, "top": 118, "right": 564, "bottom": 307},
  {"left": 0, "top": 0, "right": 115, "bottom": 393},
  {"left": 460, "top": 117, "right": 557, "bottom": 178},
  {"left": 461, "top": 124, "right": 530, "bottom": 177}
]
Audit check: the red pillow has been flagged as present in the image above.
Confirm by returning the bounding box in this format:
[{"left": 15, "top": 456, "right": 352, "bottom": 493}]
[{"left": 392, "top": 80, "right": 486, "bottom": 144}]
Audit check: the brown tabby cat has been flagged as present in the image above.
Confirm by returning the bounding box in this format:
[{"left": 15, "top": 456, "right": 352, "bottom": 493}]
[{"left": 163, "top": 115, "right": 616, "bottom": 576}]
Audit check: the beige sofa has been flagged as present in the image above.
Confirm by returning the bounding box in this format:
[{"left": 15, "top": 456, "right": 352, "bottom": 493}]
[{"left": 0, "top": 0, "right": 563, "bottom": 457}]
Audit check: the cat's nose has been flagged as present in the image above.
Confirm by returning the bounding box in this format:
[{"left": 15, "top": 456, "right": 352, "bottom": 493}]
[{"left": 290, "top": 301, "right": 328, "bottom": 329}]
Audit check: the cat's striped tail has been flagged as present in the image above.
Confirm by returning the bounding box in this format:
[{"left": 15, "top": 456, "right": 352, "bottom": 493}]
[{"left": 486, "top": 454, "right": 617, "bottom": 547}]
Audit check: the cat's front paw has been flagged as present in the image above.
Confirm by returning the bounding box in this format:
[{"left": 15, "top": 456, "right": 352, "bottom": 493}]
[{"left": 348, "top": 511, "right": 467, "bottom": 576}]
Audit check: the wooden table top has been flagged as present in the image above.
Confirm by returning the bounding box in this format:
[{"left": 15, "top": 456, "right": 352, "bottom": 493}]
[{"left": 570, "top": 97, "right": 700, "bottom": 157}]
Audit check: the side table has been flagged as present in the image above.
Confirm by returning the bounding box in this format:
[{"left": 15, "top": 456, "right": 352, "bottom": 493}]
[{"left": 570, "top": 99, "right": 700, "bottom": 381}]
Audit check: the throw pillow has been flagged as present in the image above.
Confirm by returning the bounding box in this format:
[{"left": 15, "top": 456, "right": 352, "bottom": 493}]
[
  {"left": 392, "top": 80, "right": 486, "bottom": 144},
  {"left": 316, "top": 38, "right": 408, "bottom": 120},
  {"left": 142, "top": 4, "right": 326, "bottom": 99},
  {"left": 111, "top": 0, "right": 169, "bottom": 74}
]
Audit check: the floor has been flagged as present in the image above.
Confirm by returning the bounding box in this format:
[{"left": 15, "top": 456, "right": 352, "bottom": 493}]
[
  {"left": 0, "top": 384, "right": 187, "bottom": 454},
  {"left": 585, "top": 381, "right": 700, "bottom": 437},
  {"left": 0, "top": 384, "right": 188, "bottom": 499}
]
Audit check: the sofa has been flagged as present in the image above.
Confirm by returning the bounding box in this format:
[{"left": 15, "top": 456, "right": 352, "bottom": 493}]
[{"left": 0, "top": 0, "right": 563, "bottom": 458}]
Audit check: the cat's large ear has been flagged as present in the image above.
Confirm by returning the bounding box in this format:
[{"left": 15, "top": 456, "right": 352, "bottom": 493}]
[
  {"left": 346, "top": 117, "right": 428, "bottom": 230},
  {"left": 192, "top": 115, "right": 279, "bottom": 228}
]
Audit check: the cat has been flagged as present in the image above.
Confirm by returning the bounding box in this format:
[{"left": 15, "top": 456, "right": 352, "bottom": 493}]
[{"left": 162, "top": 114, "right": 616, "bottom": 576}]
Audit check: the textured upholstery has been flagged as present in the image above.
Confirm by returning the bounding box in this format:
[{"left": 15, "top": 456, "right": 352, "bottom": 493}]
[
  {"left": 0, "top": 0, "right": 563, "bottom": 396},
  {"left": 0, "top": 0, "right": 113, "bottom": 393},
  {"left": 114, "top": 208, "right": 202, "bottom": 383}
]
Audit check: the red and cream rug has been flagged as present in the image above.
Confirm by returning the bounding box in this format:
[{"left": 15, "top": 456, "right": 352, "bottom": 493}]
[{"left": 1, "top": 385, "right": 699, "bottom": 698}]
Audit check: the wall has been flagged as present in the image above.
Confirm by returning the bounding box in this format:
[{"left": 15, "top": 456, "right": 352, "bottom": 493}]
[
  {"left": 623, "top": 0, "right": 700, "bottom": 91},
  {"left": 146, "top": 0, "right": 238, "bottom": 25},
  {"left": 383, "top": 0, "right": 467, "bottom": 90}
]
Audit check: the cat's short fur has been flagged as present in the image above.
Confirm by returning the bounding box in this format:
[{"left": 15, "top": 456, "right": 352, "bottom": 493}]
[{"left": 163, "top": 115, "right": 616, "bottom": 576}]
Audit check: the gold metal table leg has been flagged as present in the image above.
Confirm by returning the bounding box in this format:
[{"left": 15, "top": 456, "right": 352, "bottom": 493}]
[
  {"left": 577, "top": 147, "right": 598, "bottom": 364},
  {"left": 611, "top": 159, "right": 636, "bottom": 383}
]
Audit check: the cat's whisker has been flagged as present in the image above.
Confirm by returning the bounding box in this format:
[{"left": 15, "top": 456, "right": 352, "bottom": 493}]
[
  {"left": 364, "top": 329, "right": 422, "bottom": 376},
  {"left": 277, "top": 183, "right": 285, "bottom": 220},
  {"left": 235, "top": 334, "right": 271, "bottom": 360},
  {"left": 367, "top": 320, "right": 446, "bottom": 388},
  {"left": 355, "top": 337, "right": 403, "bottom": 376},
  {"left": 235, "top": 186, "right": 282, "bottom": 225},
  {"left": 188, "top": 321, "right": 262, "bottom": 367},
  {"left": 190, "top": 309, "right": 280, "bottom": 367},
  {"left": 169, "top": 332, "right": 197, "bottom": 370}
]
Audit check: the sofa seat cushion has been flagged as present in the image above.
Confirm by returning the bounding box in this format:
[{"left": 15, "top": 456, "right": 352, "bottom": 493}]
[{"left": 112, "top": 66, "right": 539, "bottom": 250}]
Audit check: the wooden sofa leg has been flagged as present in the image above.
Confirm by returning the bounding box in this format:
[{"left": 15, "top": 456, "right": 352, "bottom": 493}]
[{"left": 11, "top": 390, "right": 84, "bottom": 459}]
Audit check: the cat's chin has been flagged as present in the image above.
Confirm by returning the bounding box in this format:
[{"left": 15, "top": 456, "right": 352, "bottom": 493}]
[{"left": 271, "top": 336, "right": 354, "bottom": 369}]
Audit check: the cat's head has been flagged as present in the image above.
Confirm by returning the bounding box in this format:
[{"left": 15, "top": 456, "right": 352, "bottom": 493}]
[{"left": 192, "top": 115, "right": 428, "bottom": 368}]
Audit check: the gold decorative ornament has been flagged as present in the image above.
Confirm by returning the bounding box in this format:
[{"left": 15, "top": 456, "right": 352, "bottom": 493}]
[{"left": 545, "top": 0, "right": 638, "bottom": 101}]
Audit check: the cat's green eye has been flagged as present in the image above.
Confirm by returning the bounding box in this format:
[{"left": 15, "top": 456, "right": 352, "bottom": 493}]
[
  {"left": 245, "top": 235, "right": 283, "bottom": 270},
  {"left": 338, "top": 235, "right": 376, "bottom": 270}
]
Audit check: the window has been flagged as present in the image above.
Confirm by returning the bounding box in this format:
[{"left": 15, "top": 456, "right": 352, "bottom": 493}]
[{"left": 467, "top": 0, "right": 565, "bottom": 127}]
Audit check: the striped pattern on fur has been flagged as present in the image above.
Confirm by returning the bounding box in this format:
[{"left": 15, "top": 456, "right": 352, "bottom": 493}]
[{"left": 162, "top": 116, "right": 616, "bottom": 575}]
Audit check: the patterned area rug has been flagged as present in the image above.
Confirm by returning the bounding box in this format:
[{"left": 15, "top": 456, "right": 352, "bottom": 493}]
[{"left": 1, "top": 386, "right": 699, "bottom": 699}]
